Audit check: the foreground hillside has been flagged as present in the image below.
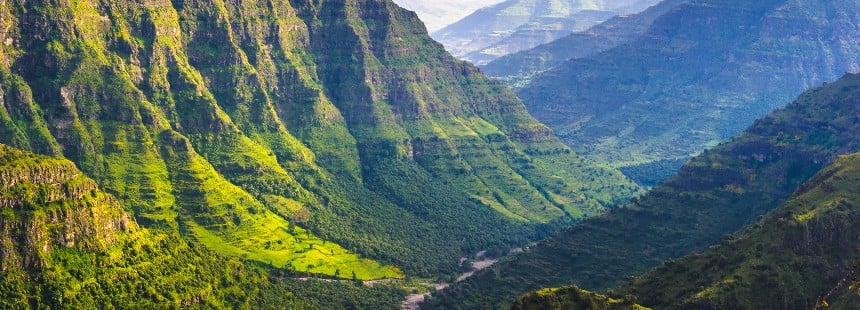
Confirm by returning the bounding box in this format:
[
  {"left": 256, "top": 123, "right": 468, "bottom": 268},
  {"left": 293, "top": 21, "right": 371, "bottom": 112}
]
[
  {"left": 427, "top": 73, "right": 860, "bottom": 308},
  {"left": 0, "top": 144, "right": 404, "bottom": 309},
  {"left": 520, "top": 151, "right": 860, "bottom": 309},
  {"left": 0, "top": 0, "right": 639, "bottom": 281},
  {"left": 517, "top": 0, "right": 860, "bottom": 185}
]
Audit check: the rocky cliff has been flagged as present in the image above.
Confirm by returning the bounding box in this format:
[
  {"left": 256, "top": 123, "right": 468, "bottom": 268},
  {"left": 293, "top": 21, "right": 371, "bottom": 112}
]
[
  {"left": 0, "top": 0, "right": 639, "bottom": 280},
  {"left": 0, "top": 143, "right": 406, "bottom": 309}
]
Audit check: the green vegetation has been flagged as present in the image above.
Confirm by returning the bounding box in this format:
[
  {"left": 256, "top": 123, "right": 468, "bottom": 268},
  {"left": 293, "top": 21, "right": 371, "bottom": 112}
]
[
  {"left": 427, "top": 73, "right": 860, "bottom": 308},
  {"left": 514, "top": 0, "right": 860, "bottom": 185},
  {"left": 518, "top": 151, "right": 860, "bottom": 309},
  {"left": 613, "top": 151, "right": 860, "bottom": 308},
  {"left": 0, "top": 143, "right": 405, "bottom": 309},
  {"left": 512, "top": 286, "right": 648, "bottom": 310},
  {"left": 0, "top": 0, "right": 639, "bottom": 288}
]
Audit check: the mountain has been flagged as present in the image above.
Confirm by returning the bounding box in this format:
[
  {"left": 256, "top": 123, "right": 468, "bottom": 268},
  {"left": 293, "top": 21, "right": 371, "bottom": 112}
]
[
  {"left": 432, "top": 0, "right": 660, "bottom": 65},
  {"left": 614, "top": 151, "right": 860, "bottom": 309},
  {"left": 425, "top": 73, "right": 860, "bottom": 308},
  {"left": 0, "top": 143, "right": 405, "bottom": 309},
  {"left": 391, "top": 0, "right": 506, "bottom": 32},
  {"left": 524, "top": 150, "right": 860, "bottom": 309},
  {"left": 482, "top": 0, "right": 687, "bottom": 87},
  {"left": 516, "top": 0, "right": 860, "bottom": 186},
  {"left": 0, "top": 0, "right": 640, "bottom": 285}
]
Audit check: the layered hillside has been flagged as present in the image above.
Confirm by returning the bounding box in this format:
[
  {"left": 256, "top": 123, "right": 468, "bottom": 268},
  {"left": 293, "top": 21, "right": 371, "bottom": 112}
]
[
  {"left": 426, "top": 73, "right": 860, "bottom": 308},
  {"left": 391, "top": 0, "right": 505, "bottom": 32},
  {"left": 0, "top": 0, "right": 639, "bottom": 280},
  {"left": 613, "top": 152, "right": 860, "bottom": 309},
  {"left": 517, "top": 0, "right": 860, "bottom": 185},
  {"left": 433, "top": 0, "right": 659, "bottom": 65},
  {"left": 482, "top": 0, "right": 687, "bottom": 87},
  {"left": 0, "top": 143, "right": 405, "bottom": 309}
]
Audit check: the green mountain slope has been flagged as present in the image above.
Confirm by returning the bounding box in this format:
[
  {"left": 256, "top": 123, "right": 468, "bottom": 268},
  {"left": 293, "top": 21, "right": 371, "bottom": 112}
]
[
  {"left": 0, "top": 0, "right": 639, "bottom": 280},
  {"left": 425, "top": 73, "right": 860, "bottom": 308},
  {"left": 0, "top": 143, "right": 405, "bottom": 309},
  {"left": 432, "top": 0, "right": 659, "bottom": 65},
  {"left": 517, "top": 0, "right": 860, "bottom": 185},
  {"left": 613, "top": 151, "right": 860, "bottom": 309},
  {"left": 481, "top": 0, "right": 687, "bottom": 87}
]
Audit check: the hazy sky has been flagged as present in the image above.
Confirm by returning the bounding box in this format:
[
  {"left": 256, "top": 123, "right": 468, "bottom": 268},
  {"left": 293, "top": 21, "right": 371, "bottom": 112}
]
[{"left": 392, "top": 0, "right": 506, "bottom": 32}]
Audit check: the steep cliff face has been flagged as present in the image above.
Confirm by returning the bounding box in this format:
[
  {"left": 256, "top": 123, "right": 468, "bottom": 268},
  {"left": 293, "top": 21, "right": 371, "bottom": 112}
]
[
  {"left": 428, "top": 73, "right": 860, "bottom": 308},
  {"left": 0, "top": 144, "right": 135, "bottom": 271},
  {"left": 517, "top": 0, "right": 860, "bottom": 185},
  {"left": 0, "top": 0, "right": 639, "bottom": 279},
  {"left": 0, "top": 144, "right": 406, "bottom": 309}
]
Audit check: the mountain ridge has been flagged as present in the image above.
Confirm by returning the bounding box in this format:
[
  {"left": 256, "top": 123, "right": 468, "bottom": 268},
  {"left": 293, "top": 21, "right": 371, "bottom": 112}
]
[
  {"left": 392, "top": 0, "right": 505, "bottom": 32},
  {"left": 515, "top": 0, "right": 860, "bottom": 185},
  {"left": 481, "top": 0, "right": 687, "bottom": 87},
  {"left": 432, "top": 0, "right": 659, "bottom": 65},
  {"left": 523, "top": 149, "right": 860, "bottom": 309}
]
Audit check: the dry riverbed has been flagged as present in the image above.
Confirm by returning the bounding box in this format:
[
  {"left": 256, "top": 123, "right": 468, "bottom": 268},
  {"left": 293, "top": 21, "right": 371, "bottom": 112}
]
[{"left": 401, "top": 251, "right": 501, "bottom": 310}]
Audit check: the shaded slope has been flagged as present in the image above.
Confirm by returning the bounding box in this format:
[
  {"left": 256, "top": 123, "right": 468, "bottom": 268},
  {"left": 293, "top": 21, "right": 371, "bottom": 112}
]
[
  {"left": 517, "top": 0, "right": 860, "bottom": 182},
  {"left": 615, "top": 151, "right": 860, "bottom": 309},
  {"left": 0, "top": 143, "right": 405, "bottom": 309},
  {"left": 0, "top": 0, "right": 639, "bottom": 279},
  {"left": 426, "top": 73, "right": 860, "bottom": 308},
  {"left": 482, "top": 0, "right": 687, "bottom": 87}
]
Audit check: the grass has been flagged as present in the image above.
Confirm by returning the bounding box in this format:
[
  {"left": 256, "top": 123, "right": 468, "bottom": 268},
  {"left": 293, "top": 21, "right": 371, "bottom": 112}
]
[
  {"left": 160, "top": 134, "right": 402, "bottom": 280},
  {"left": 187, "top": 213, "right": 403, "bottom": 280}
]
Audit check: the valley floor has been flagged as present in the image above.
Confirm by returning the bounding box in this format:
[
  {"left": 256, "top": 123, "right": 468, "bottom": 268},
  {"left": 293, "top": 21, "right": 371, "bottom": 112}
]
[{"left": 403, "top": 253, "right": 504, "bottom": 309}]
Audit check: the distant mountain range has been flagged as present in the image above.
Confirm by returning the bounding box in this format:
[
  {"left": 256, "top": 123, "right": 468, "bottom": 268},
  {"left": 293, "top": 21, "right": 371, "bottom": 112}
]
[
  {"left": 514, "top": 0, "right": 860, "bottom": 186},
  {"left": 482, "top": 0, "right": 688, "bottom": 87},
  {"left": 392, "top": 0, "right": 505, "bottom": 32},
  {"left": 432, "top": 0, "right": 661, "bottom": 65}
]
